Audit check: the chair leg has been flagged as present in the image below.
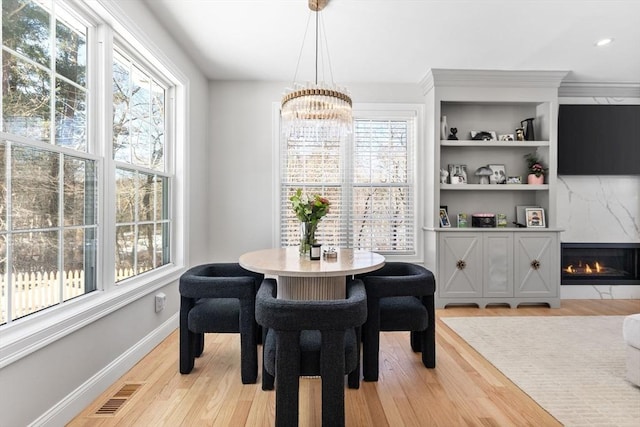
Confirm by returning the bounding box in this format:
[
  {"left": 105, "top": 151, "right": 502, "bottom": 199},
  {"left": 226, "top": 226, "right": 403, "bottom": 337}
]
[
  {"left": 410, "top": 330, "right": 421, "bottom": 352},
  {"left": 240, "top": 331, "right": 258, "bottom": 384},
  {"left": 262, "top": 368, "right": 275, "bottom": 391},
  {"left": 194, "top": 333, "right": 204, "bottom": 357},
  {"left": 261, "top": 330, "right": 275, "bottom": 390},
  {"left": 362, "top": 304, "right": 380, "bottom": 382},
  {"left": 347, "top": 368, "right": 360, "bottom": 389},
  {"left": 179, "top": 327, "right": 195, "bottom": 374},
  {"left": 422, "top": 323, "right": 436, "bottom": 369},
  {"left": 321, "top": 331, "right": 346, "bottom": 427},
  {"left": 348, "top": 327, "right": 361, "bottom": 389},
  {"left": 275, "top": 332, "right": 301, "bottom": 427},
  {"left": 180, "top": 298, "right": 195, "bottom": 374}
]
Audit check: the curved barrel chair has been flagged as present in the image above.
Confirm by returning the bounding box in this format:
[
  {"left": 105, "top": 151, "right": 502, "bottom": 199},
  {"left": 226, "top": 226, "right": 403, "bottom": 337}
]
[
  {"left": 256, "top": 278, "right": 367, "bottom": 427},
  {"left": 356, "top": 262, "right": 436, "bottom": 381},
  {"left": 179, "top": 263, "right": 264, "bottom": 384}
]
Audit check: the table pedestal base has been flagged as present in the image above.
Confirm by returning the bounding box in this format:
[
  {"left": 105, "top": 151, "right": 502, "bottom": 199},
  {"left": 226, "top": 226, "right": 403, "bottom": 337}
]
[{"left": 277, "top": 276, "right": 346, "bottom": 300}]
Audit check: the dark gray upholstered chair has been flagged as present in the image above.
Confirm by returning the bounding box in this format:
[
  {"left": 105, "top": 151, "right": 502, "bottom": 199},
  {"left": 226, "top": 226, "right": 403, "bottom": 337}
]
[
  {"left": 356, "top": 262, "right": 436, "bottom": 381},
  {"left": 179, "top": 263, "right": 264, "bottom": 384},
  {"left": 256, "top": 278, "right": 367, "bottom": 427}
]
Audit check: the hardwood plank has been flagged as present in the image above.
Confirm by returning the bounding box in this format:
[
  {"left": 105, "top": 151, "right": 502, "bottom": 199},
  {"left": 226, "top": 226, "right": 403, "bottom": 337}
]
[{"left": 68, "top": 299, "right": 639, "bottom": 426}]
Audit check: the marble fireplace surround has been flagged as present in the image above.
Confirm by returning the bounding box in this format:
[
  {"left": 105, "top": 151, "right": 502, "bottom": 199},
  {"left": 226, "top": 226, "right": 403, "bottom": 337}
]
[
  {"left": 557, "top": 175, "right": 640, "bottom": 299},
  {"left": 556, "top": 92, "right": 640, "bottom": 299}
]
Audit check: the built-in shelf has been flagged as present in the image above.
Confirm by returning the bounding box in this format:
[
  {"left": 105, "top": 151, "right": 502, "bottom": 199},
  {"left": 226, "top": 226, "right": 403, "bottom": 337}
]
[
  {"left": 422, "top": 68, "right": 567, "bottom": 309},
  {"left": 440, "top": 184, "right": 548, "bottom": 190},
  {"left": 441, "top": 140, "right": 550, "bottom": 147}
]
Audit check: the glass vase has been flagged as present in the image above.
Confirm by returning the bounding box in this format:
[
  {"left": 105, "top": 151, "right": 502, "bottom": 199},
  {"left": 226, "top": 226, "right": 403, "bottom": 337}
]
[{"left": 299, "top": 221, "right": 318, "bottom": 256}]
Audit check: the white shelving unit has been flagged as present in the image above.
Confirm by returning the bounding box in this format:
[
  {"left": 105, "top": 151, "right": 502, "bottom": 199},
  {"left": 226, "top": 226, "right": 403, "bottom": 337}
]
[{"left": 421, "top": 69, "right": 567, "bottom": 308}]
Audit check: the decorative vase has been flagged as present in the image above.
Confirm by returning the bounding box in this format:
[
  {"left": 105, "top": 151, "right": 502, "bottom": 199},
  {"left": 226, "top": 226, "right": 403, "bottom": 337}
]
[
  {"left": 441, "top": 116, "right": 448, "bottom": 141},
  {"left": 299, "top": 221, "right": 318, "bottom": 256},
  {"left": 527, "top": 174, "right": 544, "bottom": 185}
]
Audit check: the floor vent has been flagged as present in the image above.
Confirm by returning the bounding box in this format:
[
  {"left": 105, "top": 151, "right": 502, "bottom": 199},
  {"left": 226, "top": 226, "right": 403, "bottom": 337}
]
[{"left": 93, "top": 382, "right": 143, "bottom": 416}]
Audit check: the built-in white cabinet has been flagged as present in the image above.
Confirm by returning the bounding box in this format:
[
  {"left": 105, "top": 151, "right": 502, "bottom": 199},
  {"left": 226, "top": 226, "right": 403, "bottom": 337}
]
[
  {"left": 421, "top": 69, "right": 567, "bottom": 309},
  {"left": 437, "top": 230, "right": 559, "bottom": 308}
]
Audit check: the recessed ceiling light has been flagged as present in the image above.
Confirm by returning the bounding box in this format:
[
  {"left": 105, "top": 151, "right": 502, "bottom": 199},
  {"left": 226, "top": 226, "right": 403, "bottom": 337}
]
[{"left": 595, "top": 38, "right": 614, "bottom": 47}]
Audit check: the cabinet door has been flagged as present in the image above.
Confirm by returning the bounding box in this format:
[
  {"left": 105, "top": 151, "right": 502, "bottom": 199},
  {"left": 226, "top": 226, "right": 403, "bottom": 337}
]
[
  {"left": 439, "top": 233, "right": 482, "bottom": 298},
  {"left": 514, "top": 233, "right": 558, "bottom": 297},
  {"left": 483, "top": 233, "right": 514, "bottom": 297}
]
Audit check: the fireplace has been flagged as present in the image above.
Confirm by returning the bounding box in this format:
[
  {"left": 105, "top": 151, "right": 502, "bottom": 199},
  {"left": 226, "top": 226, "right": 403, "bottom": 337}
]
[{"left": 561, "top": 243, "right": 640, "bottom": 285}]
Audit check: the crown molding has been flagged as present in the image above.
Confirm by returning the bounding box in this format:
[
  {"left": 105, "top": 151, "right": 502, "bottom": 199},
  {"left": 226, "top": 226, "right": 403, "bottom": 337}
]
[
  {"left": 420, "top": 69, "right": 569, "bottom": 95},
  {"left": 558, "top": 81, "right": 640, "bottom": 98}
]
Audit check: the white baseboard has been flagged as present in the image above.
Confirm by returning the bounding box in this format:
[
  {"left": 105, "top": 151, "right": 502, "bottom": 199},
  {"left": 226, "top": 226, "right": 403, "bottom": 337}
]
[{"left": 30, "top": 313, "right": 179, "bottom": 427}]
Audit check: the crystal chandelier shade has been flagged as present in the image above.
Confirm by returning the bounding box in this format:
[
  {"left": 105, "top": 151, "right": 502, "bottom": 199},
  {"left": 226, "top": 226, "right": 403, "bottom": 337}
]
[{"left": 281, "top": 1, "right": 352, "bottom": 136}]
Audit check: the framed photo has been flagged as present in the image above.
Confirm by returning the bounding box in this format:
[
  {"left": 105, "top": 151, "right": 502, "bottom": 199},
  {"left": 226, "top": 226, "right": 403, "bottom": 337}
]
[
  {"left": 498, "top": 134, "right": 514, "bottom": 141},
  {"left": 447, "top": 164, "right": 467, "bottom": 184},
  {"left": 507, "top": 176, "right": 522, "bottom": 184},
  {"left": 439, "top": 208, "right": 451, "bottom": 228},
  {"left": 516, "top": 205, "right": 539, "bottom": 226},
  {"left": 496, "top": 213, "right": 508, "bottom": 227},
  {"left": 457, "top": 213, "right": 468, "bottom": 228},
  {"left": 470, "top": 130, "right": 497, "bottom": 141},
  {"left": 488, "top": 164, "right": 507, "bottom": 184},
  {"left": 525, "top": 207, "right": 546, "bottom": 228}
]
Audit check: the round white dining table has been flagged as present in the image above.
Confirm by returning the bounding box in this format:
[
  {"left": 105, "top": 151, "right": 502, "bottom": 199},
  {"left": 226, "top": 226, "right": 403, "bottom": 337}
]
[{"left": 239, "top": 247, "right": 385, "bottom": 300}]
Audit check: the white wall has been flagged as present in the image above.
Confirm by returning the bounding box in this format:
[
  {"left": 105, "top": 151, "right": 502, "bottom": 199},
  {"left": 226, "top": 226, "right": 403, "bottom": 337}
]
[
  {"left": 207, "top": 81, "right": 640, "bottom": 300},
  {"left": 208, "top": 81, "right": 423, "bottom": 260},
  {"left": 0, "top": 1, "right": 210, "bottom": 425}
]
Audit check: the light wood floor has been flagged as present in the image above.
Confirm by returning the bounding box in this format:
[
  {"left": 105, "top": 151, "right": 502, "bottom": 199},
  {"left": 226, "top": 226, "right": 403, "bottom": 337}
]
[{"left": 68, "top": 299, "right": 640, "bottom": 426}]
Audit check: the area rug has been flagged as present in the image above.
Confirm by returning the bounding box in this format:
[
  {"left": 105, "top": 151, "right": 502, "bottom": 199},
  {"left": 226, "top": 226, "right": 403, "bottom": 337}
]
[{"left": 441, "top": 316, "right": 640, "bottom": 427}]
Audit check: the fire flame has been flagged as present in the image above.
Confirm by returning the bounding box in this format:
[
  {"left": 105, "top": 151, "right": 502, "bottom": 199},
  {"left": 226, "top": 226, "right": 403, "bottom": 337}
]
[{"left": 564, "top": 261, "right": 604, "bottom": 274}]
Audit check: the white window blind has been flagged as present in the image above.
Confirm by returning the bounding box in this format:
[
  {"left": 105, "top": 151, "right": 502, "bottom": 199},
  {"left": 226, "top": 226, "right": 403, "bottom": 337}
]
[
  {"left": 351, "top": 118, "right": 414, "bottom": 253},
  {"left": 280, "top": 126, "right": 346, "bottom": 248},
  {"left": 279, "top": 105, "right": 417, "bottom": 255}
]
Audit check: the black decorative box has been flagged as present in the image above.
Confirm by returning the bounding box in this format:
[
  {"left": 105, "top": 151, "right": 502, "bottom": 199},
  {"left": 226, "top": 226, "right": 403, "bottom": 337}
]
[{"left": 472, "top": 213, "right": 496, "bottom": 228}]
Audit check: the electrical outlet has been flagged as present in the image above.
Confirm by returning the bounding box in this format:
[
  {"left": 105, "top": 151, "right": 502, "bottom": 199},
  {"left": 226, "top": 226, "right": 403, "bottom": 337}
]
[{"left": 155, "top": 292, "right": 166, "bottom": 312}]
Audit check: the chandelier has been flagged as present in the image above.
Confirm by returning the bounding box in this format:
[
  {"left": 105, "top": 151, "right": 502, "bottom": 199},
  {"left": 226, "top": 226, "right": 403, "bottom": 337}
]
[{"left": 281, "top": 0, "right": 352, "bottom": 137}]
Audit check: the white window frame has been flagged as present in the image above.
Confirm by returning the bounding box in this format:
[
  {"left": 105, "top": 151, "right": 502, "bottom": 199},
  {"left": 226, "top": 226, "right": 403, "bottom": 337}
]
[
  {"left": 273, "top": 102, "right": 424, "bottom": 263},
  {"left": 0, "top": 0, "right": 188, "bottom": 368}
]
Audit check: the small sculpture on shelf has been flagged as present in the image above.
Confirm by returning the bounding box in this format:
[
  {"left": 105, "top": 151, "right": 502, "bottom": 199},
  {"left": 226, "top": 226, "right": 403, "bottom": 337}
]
[
  {"left": 440, "top": 168, "right": 449, "bottom": 184},
  {"left": 447, "top": 127, "right": 458, "bottom": 140},
  {"left": 515, "top": 128, "right": 525, "bottom": 141},
  {"left": 520, "top": 118, "right": 535, "bottom": 141},
  {"left": 474, "top": 165, "right": 493, "bottom": 184}
]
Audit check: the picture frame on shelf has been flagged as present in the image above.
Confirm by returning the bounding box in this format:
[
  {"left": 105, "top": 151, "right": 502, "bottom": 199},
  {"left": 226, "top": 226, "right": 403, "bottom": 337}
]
[
  {"left": 448, "top": 164, "right": 467, "bottom": 184},
  {"left": 498, "top": 134, "right": 515, "bottom": 141},
  {"left": 470, "top": 130, "right": 497, "bottom": 141},
  {"left": 439, "top": 208, "right": 451, "bottom": 228},
  {"left": 497, "top": 213, "right": 508, "bottom": 227},
  {"left": 488, "top": 164, "right": 507, "bottom": 184},
  {"left": 457, "top": 213, "right": 468, "bottom": 228},
  {"left": 525, "top": 207, "right": 546, "bottom": 228},
  {"left": 507, "top": 176, "right": 522, "bottom": 184},
  {"left": 516, "top": 205, "right": 540, "bottom": 226}
]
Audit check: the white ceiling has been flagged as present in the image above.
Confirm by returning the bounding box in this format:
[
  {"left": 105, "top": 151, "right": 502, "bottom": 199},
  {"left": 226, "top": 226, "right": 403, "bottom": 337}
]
[{"left": 146, "top": 0, "right": 640, "bottom": 86}]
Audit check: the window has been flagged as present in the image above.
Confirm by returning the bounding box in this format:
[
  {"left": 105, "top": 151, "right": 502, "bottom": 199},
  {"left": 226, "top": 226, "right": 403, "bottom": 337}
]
[
  {"left": 0, "top": 0, "right": 178, "bottom": 326},
  {"left": 1, "top": 0, "right": 95, "bottom": 323},
  {"left": 279, "top": 105, "right": 420, "bottom": 256},
  {"left": 112, "top": 49, "right": 170, "bottom": 281}
]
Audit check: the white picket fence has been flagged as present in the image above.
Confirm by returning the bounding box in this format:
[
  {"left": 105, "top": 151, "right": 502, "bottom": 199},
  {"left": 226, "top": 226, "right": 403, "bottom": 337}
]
[{"left": 1, "top": 268, "right": 136, "bottom": 321}]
